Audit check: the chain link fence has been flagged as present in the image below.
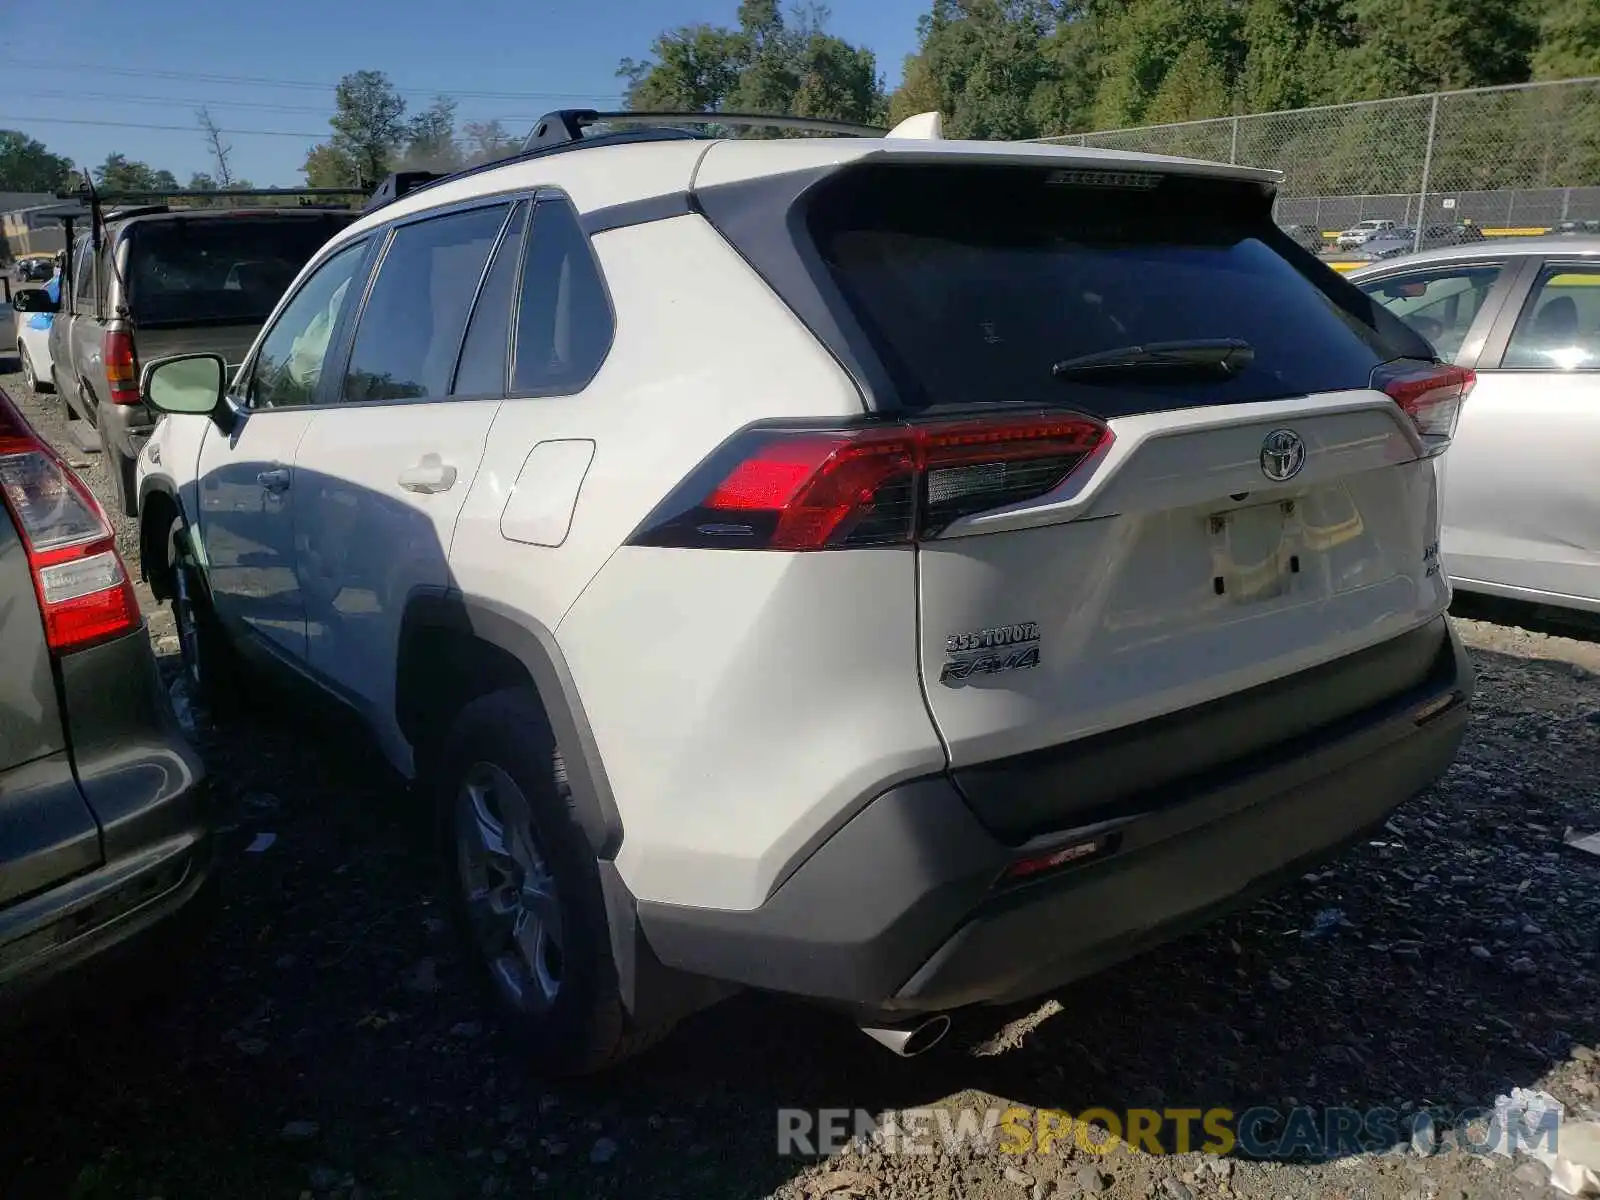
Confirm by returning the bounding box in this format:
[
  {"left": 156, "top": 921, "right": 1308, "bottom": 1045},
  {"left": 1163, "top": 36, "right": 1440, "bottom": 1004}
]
[{"left": 1037, "top": 76, "right": 1600, "bottom": 237}]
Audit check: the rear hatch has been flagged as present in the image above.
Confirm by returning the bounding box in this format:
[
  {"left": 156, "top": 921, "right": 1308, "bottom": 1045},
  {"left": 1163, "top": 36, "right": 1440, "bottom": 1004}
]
[
  {"left": 799, "top": 161, "right": 1462, "bottom": 838},
  {"left": 120, "top": 211, "right": 355, "bottom": 371}
]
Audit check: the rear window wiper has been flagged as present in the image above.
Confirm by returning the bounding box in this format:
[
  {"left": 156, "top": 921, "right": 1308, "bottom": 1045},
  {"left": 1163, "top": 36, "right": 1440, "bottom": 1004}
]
[{"left": 1051, "top": 338, "right": 1255, "bottom": 381}]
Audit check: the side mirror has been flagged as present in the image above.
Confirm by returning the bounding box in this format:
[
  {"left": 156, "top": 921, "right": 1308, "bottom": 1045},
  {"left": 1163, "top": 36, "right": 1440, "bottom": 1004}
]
[
  {"left": 12, "top": 287, "right": 59, "bottom": 314},
  {"left": 141, "top": 353, "right": 228, "bottom": 419}
]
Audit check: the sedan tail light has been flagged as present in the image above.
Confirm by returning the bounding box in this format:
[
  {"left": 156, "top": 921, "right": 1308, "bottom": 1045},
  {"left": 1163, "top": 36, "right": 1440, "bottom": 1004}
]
[
  {"left": 0, "top": 387, "right": 140, "bottom": 653},
  {"left": 627, "top": 412, "right": 1111, "bottom": 551}
]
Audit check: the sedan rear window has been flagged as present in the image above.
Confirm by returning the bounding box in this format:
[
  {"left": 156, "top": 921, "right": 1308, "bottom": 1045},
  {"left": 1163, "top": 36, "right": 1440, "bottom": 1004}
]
[
  {"left": 123, "top": 214, "right": 354, "bottom": 326},
  {"left": 807, "top": 164, "right": 1417, "bottom": 416}
]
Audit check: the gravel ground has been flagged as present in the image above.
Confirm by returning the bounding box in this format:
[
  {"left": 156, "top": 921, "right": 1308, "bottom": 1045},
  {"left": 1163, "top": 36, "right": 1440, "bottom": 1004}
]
[{"left": 3, "top": 360, "right": 1600, "bottom": 1200}]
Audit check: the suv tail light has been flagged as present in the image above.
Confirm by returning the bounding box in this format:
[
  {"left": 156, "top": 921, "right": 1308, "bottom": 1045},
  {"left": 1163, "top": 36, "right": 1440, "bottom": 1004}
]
[
  {"left": 1374, "top": 360, "right": 1474, "bottom": 456},
  {"left": 103, "top": 329, "right": 140, "bottom": 404},
  {"left": 0, "top": 388, "right": 140, "bottom": 653},
  {"left": 628, "top": 412, "right": 1110, "bottom": 551}
]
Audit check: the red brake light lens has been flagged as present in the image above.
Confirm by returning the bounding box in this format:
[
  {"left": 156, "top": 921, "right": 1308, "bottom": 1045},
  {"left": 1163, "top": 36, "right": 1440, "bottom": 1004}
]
[
  {"left": 0, "top": 388, "right": 141, "bottom": 653},
  {"left": 630, "top": 412, "right": 1110, "bottom": 551},
  {"left": 1375, "top": 361, "right": 1474, "bottom": 455},
  {"left": 103, "top": 329, "right": 140, "bottom": 404}
]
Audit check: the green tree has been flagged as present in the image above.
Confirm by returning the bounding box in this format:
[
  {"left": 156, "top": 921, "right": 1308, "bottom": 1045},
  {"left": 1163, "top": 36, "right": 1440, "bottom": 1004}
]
[
  {"left": 93, "top": 153, "right": 178, "bottom": 193},
  {"left": 621, "top": 2, "right": 884, "bottom": 129},
  {"left": 0, "top": 130, "right": 74, "bottom": 192},
  {"left": 328, "top": 69, "right": 407, "bottom": 186},
  {"left": 188, "top": 171, "right": 217, "bottom": 190},
  {"left": 1532, "top": 0, "right": 1600, "bottom": 80},
  {"left": 620, "top": 25, "right": 747, "bottom": 111},
  {"left": 462, "top": 119, "right": 517, "bottom": 164},
  {"left": 1333, "top": 0, "right": 1538, "bottom": 98},
  {"left": 889, "top": 0, "right": 1073, "bottom": 140},
  {"left": 1091, "top": 0, "right": 1245, "bottom": 128},
  {"left": 302, "top": 142, "right": 359, "bottom": 188},
  {"left": 1142, "top": 40, "right": 1231, "bottom": 124},
  {"left": 403, "top": 95, "right": 461, "bottom": 172}
]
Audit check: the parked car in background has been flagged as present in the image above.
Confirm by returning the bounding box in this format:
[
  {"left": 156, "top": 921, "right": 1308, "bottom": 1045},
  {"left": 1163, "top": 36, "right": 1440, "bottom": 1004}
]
[
  {"left": 15, "top": 270, "right": 58, "bottom": 393},
  {"left": 1420, "top": 222, "right": 1486, "bottom": 249},
  {"left": 1280, "top": 223, "right": 1326, "bottom": 254},
  {"left": 135, "top": 112, "right": 1471, "bottom": 1075},
  {"left": 35, "top": 205, "right": 358, "bottom": 517},
  {"left": 1350, "top": 236, "right": 1600, "bottom": 617},
  {"left": 1553, "top": 219, "right": 1600, "bottom": 236},
  {"left": 14, "top": 254, "right": 55, "bottom": 283},
  {"left": 0, "top": 384, "right": 212, "bottom": 1024},
  {"left": 1351, "top": 228, "right": 1418, "bottom": 261},
  {"left": 1336, "top": 218, "right": 1396, "bottom": 250}
]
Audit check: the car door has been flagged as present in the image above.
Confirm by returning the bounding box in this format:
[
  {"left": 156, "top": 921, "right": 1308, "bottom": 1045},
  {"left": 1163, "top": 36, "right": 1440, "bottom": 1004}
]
[
  {"left": 1442, "top": 257, "right": 1600, "bottom": 609},
  {"left": 195, "top": 235, "right": 372, "bottom": 663},
  {"left": 292, "top": 198, "right": 521, "bottom": 740}
]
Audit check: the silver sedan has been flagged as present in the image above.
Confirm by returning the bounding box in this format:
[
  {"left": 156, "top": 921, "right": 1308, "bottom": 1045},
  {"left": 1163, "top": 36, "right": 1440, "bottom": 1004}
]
[{"left": 1349, "top": 236, "right": 1600, "bottom": 616}]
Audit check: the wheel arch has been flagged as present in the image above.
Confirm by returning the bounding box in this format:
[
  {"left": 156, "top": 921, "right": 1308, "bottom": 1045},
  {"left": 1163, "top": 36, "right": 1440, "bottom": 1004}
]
[
  {"left": 396, "top": 588, "right": 624, "bottom": 861},
  {"left": 398, "top": 589, "right": 729, "bottom": 1030},
  {"left": 136, "top": 477, "right": 183, "bottom": 601}
]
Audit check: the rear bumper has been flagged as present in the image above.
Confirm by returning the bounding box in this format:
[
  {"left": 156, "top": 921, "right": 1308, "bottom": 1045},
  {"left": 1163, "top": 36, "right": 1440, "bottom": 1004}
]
[
  {"left": 635, "top": 617, "right": 1472, "bottom": 1016},
  {"left": 96, "top": 396, "right": 154, "bottom": 458},
  {"left": 0, "top": 626, "right": 214, "bottom": 1022},
  {"left": 0, "top": 830, "right": 215, "bottom": 1023}
]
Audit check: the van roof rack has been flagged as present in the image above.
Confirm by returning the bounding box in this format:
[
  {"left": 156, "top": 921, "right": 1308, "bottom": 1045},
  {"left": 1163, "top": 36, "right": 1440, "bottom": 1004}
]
[
  {"left": 521, "top": 109, "right": 887, "bottom": 152},
  {"left": 56, "top": 186, "right": 365, "bottom": 205}
]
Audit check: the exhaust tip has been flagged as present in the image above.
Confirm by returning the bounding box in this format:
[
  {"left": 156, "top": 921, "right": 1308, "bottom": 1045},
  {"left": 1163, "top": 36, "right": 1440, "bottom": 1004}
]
[{"left": 860, "top": 1014, "right": 952, "bottom": 1058}]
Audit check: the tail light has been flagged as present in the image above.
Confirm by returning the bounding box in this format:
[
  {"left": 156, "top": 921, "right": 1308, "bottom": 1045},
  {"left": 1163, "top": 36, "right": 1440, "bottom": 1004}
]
[
  {"left": 628, "top": 412, "right": 1110, "bottom": 551},
  {"left": 103, "top": 329, "right": 140, "bottom": 404},
  {"left": 0, "top": 387, "right": 140, "bottom": 653},
  {"left": 1374, "top": 360, "right": 1474, "bottom": 456}
]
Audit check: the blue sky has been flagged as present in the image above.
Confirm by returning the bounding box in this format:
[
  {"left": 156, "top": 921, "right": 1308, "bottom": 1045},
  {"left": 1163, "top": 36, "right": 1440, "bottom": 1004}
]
[{"left": 3, "top": 0, "right": 928, "bottom": 187}]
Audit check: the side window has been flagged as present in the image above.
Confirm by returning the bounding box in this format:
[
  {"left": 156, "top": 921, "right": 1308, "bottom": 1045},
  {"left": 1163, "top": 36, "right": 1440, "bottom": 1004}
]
[
  {"left": 512, "top": 198, "right": 613, "bottom": 394},
  {"left": 452, "top": 201, "right": 528, "bottom": 397},
  {"left": 1356, "top": 265, "right": 1502, "bottom": 364},
  {"left": 246, "top": 239, "right": 368, "bottom": 409},
  {"left": 342, "top": 203, "right": 511, "bottom": 404},
  {"left": 72, "top": 236, "right": 96, "bottom": 310},
  {"left": 1501, "top": 266, "right": 1600, "bottom": 371}
]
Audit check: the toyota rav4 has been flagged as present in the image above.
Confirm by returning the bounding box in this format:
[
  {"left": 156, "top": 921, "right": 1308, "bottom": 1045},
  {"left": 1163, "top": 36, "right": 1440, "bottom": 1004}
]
[{"left": 132, "top": 110, "right": 1474, "bottom": 1075}]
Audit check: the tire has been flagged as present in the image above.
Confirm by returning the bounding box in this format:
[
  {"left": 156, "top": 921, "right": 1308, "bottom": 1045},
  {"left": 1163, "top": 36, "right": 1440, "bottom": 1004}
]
[
  {"left": 437, "top": 687, "right": 673, "bottom": 1076},
  {"left": 19, "top": 344, "right": 38, "bottom": 392},
  {"left": 168, "top": 517, "right": 244, "bottom": 719}
]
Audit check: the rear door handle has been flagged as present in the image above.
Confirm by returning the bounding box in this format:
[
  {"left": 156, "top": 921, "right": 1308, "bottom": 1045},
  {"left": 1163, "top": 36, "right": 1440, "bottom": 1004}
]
[
  {"left": 398, "top": 455, "right": 458, "bottom": 495},
  {"left": 257, "top": 468, "right": 290, "bottom": 493}
]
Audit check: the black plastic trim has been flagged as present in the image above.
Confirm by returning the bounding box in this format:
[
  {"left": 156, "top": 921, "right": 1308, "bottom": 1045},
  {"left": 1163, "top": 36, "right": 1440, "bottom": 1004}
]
[
  {"left": 580, "top": 192, "right": 696, "bottom": 236},
  {"left": 396, "top": 589, "right": 624, "bottom": 859}
]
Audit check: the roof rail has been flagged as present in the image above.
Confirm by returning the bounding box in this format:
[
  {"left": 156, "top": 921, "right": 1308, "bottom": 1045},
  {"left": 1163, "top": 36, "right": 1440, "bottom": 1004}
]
[{"left": 520, "top": 109, "right": 888, "bottom": 152}]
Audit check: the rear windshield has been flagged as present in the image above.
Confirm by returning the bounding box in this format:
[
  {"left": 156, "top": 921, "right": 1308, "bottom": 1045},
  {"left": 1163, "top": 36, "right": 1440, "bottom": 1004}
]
[
  {"left": 123, "top": 214, "right": 354, "bottom": 326},
  {"left": 807, "top": 164, "right": 1414, "bottom": 416}
]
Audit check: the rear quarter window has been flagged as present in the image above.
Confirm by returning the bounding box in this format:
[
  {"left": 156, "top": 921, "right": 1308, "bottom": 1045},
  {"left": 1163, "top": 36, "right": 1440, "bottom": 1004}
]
[{"left": 805, "top": 164, "right": 1423, "bottom": 417}]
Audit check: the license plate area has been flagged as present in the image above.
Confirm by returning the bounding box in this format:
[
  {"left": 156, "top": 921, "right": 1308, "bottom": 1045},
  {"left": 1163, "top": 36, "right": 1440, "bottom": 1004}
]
[{"left": 1208, "top": 499, "right": 1300, "bottom": 604}]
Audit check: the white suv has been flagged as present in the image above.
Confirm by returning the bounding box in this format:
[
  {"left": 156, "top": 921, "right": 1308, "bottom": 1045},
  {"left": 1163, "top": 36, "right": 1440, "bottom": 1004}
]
[{"left": 133, "top": 110, "right": 1475, "bottom": 1074}]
